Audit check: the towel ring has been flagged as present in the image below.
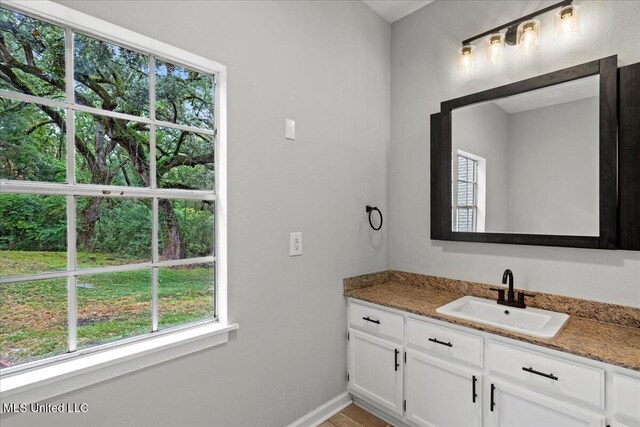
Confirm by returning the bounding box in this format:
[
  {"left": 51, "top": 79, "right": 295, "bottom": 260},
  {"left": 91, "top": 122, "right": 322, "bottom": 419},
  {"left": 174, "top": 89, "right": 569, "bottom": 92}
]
[{"left": 366, "top": 205, "right": 383, "bottom": 231}]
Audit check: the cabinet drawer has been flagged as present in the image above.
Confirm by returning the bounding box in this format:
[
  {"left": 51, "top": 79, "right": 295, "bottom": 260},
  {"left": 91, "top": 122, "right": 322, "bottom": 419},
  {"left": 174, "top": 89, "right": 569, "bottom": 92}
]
[
  {"left": 349, "top": 301, "right": 403, "bottom": 342},
  {"left": 613, "top": 373, "right": 640, "bottom": 421},
  {"left": 406, "top": 318, "right": 483, "bottom": 367},
  {"left": 488, "top": 341, "right": 605, "bottom": 408}
]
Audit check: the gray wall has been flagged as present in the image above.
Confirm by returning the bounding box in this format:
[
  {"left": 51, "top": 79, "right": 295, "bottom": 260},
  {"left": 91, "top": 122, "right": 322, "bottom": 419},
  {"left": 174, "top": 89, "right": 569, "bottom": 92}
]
[
  {"left": 3, "top": 1, "right": 390, "bottom": 426},
  {"left": 452, "top": 102, "right": 509, "bottom": 232},
  {"left": 506, "top": 97, "right": 600, "bottom": 235},
  {"left": 390, "top": 0, "right": 640, "bottom": 307}
]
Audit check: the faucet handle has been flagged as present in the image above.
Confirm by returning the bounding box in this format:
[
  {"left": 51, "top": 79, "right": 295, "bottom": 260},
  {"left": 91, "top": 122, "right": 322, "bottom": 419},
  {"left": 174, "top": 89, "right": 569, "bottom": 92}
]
[
  {"left": 490, "top": 288, "right": 506, "bottom": 302},
  {"left": 517, "top": 291, "right": 535, "bottom": 307}
]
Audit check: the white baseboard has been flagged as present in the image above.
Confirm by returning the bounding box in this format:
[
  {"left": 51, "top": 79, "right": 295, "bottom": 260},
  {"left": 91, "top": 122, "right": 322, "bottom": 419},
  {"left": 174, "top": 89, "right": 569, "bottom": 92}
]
[{"left": 287, "top": 391, "right": 352, "bottom": 427}]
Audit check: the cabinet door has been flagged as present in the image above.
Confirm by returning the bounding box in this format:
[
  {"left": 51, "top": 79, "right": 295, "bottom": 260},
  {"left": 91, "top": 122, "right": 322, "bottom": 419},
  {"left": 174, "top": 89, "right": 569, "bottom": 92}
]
[
  {"left": 348, "top": 328, "right": 403, "bottom": 416},
  {"left": 613, "top": 373, "right": 640, "bottom": 423},
  {"left": 488, "top": 381, "right": 605, "bottom": 427},
  {"left": 405, "top": 350, "right": 481, "bottom": 427}
]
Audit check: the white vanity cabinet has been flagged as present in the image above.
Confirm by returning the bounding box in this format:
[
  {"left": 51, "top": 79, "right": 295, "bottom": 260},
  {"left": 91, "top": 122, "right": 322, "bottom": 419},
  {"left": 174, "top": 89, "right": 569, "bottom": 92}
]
[
  {"left": 346, "top": 298, "right": 640, "bottom": 427},
  {"left": 405, "top": 349, "right": 482, "bottom": 427}
]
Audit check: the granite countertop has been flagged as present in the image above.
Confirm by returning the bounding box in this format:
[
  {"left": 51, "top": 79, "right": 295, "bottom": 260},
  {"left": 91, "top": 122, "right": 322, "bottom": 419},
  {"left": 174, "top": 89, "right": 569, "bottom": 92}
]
[{"left": 344, "top": 271, "right": 640, "bottom": 372}]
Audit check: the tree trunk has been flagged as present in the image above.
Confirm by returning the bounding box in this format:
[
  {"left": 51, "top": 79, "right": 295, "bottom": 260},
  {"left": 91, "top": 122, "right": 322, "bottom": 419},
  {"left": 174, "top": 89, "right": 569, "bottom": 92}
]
[
  {"left": 77, "top": 123, "right": 111, "bottom": 249},
  {"left": 159, "top": 199, "right": 185, "bottom": 260},
  {"left": 78, "top": 197, "right": 103, "bottom": 250}
]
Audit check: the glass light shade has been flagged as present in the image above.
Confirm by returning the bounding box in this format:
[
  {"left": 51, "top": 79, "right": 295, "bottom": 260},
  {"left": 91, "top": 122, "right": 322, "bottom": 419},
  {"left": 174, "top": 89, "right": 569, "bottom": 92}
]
[
  {"left": 555, "top": 5, "right": 580, "bottom": 40},
  {"left": 517, "top": 20, "right": 540, "bottom": 52},
  {"left": 485, "top": 33, "right": 504, "bottom": 64},
  {"left": 458, "top": 44, "right": 476, "bottom": 72}
]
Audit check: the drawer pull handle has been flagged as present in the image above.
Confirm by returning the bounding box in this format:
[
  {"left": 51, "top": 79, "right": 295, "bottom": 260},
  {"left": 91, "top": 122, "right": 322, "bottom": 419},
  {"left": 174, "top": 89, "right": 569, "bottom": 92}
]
[
  {"left": 472, "top": 375, "right": 477, "bottom": 403},
  {"left": 394, "top": 349, "right": 400, "bottom": 371},
  {"left": 490, "top": 383, "right": 496, "bottom": 412},
  {"left": 522, "top": 366, "right": 558, "bottom": 381},
  {"left": 428, "top": 337, "right": 453, "bottom": 347},
  {"left": 362, "top": 316, "right": 380, "bottom": 324}
]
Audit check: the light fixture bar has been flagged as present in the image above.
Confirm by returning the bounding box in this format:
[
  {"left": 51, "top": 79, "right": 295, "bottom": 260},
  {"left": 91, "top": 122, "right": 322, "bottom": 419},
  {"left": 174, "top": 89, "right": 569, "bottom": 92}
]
[{"left": 462, "top": 0, "right": 572, "bottom": 46}]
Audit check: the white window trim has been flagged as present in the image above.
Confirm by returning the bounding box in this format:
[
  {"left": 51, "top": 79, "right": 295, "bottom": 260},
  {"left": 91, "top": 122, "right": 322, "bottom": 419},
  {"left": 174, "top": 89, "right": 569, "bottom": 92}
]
[
  {"left": 0, "top": 0, "right": 232, "bottom": 398},
  {"left": 0, "top": 323, "right": 238, "bottom": 404}
]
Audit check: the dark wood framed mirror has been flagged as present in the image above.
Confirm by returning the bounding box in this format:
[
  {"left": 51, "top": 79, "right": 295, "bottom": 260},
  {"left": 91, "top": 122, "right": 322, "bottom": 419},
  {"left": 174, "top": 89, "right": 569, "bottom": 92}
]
[{"left": 431, "top": 56, "right": 618, "bottom": 249}]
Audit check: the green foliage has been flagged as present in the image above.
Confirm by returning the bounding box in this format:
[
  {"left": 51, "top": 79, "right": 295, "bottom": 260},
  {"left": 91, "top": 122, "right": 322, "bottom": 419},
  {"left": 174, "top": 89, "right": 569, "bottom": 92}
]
[
  {"left": 0, "top": 195, "right": 211, "bottom": 262},
  {"left": 77, "top": 197, "right": 152, "bottom": 259},
  {"left": 159, "top": 200, "right": 214, "bottom": 258},
  {"left": 179, "top": 203, "right": 214, "bottom": 258},
  {"left": 155, "top": 60, "right": 214, "bottom": 129},
  {"left": 74, "top": 112, "right": 150, "bottom": 186},
  {"left": 74, "top": 33, "right": 149, "bottom": 116},
  {"left": 0, "top": 194, "right": 66, "bottom": 251},
  {"left": 0, "top": 9, "right": 65, "bottom": 98},
  {"left": 0, "top": 99, "right": 66, "bottom": 182},
  {"left": 156, "top": 127, "right": 214, "bottom": 190}
]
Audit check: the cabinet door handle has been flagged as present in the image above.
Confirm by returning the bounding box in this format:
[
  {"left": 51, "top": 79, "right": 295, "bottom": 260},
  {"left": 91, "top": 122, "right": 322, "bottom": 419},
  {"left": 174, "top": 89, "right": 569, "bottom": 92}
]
[
  {"left": 472, "top": 375, "right": 477, "bottom": 403},
  {"left": 428, "top": 337, "right": 453, "bottom": 347},
  {"left": 490, "top": 384, "right": 496, "bottom": 412},
  {"left": 362, "top": 316, "right": 380, "bottom": 324},
  {"left": 522, "top": 366, "right": 558, "bottom": 381},
  {"left": 394, "top": 349, "right": 400, "bottom": 371}
]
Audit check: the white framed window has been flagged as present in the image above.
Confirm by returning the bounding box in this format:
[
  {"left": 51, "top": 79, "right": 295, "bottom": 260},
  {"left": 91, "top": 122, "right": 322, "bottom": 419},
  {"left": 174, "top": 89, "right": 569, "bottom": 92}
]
[
  {"left": 454, "top": 150, "right": 486, "bottom": 232},
  {"left": 0, "top": 0, "right": 228, "bottom": 381}
]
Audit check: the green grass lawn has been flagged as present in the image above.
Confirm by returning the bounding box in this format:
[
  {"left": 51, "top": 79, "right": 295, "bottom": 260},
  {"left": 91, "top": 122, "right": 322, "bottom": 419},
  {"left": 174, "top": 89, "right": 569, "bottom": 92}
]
[{"left": 0, "top": 251, "right": 214, "bottom": 368}]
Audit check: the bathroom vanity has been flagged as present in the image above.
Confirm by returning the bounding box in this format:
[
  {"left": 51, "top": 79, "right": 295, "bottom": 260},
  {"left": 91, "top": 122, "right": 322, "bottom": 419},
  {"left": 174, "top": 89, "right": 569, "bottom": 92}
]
[
  {"left": 344, "top": 271, "right": 640, "bottom": 427},
  {"left": 345, "top": 55, "right": 640, "bottom": 427}
]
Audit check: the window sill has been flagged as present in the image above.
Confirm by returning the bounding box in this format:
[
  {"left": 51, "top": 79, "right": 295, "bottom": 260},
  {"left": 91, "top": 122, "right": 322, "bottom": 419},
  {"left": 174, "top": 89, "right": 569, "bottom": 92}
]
[{"left": 0, "top": 322, "right": 238, "bottom": 405}]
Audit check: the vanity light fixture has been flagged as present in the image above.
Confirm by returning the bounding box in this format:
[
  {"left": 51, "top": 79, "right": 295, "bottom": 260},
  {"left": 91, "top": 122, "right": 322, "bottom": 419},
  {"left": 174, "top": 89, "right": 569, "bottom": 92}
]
[
  {"left": 458, "top": 44, "right": 476, "bottom": 72},
  {"left": 485, "top": 33, "right": 505, "bottom": 64},
  {"left": 459, "top": 0, "right": 578, "bottom": 71},
  {"left": 555, "top": 4, "right": 580, "bottom": 39}
]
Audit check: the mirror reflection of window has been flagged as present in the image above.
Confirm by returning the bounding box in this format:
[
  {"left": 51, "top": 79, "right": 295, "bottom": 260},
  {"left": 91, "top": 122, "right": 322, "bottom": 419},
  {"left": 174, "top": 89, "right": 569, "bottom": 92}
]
[
  {"left": 456, "top": 155, "right": 477, "bottom": 232},
  {"left": 455, "top": 152, "right": 487, "bottom": 232}
]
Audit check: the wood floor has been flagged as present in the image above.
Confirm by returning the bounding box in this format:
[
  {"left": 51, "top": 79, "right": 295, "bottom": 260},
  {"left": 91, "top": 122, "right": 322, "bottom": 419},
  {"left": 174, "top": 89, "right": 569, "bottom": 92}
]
[{"left": 319, "top": 403, "right": 392, "bottom": 427}]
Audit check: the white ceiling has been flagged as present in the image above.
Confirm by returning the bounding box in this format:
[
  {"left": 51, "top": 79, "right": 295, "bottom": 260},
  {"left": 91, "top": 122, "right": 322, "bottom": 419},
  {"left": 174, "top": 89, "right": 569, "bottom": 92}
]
[{"left": 362, "top": 0, "right": 434, "bottom": 23}]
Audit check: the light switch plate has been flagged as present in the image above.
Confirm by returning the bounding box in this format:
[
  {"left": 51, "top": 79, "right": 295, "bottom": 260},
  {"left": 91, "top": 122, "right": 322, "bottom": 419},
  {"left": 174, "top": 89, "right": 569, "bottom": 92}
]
[
  {"left": 290, "top": 232, "right": 302, "bottom": 256},
  {"left": 285, "top": 118, "right": 295, "bottom": 140}
]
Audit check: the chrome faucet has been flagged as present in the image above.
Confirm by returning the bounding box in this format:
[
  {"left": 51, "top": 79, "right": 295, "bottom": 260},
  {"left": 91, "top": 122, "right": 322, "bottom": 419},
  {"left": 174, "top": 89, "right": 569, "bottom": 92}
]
[{"left": 491, "top": 269, "right": 533, "bottom": 309}]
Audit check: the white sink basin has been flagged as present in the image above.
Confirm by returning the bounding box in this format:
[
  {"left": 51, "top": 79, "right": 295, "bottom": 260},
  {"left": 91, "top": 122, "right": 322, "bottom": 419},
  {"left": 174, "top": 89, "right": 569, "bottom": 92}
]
[{"left": 436, "top": 296, "right": 569, "bottom": 339}]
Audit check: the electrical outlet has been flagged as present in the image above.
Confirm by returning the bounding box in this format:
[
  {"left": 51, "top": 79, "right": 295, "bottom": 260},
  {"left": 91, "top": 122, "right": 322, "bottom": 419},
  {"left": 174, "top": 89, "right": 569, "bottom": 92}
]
[{"left": 289, "top": 232, "right": 302, "bottom": 256}]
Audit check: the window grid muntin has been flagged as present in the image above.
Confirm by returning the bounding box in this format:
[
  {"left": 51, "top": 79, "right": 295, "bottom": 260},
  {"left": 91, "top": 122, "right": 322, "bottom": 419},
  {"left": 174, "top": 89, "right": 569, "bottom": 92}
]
[{"left": 0, "top": 5, "right": 217, "bottom": 373}]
